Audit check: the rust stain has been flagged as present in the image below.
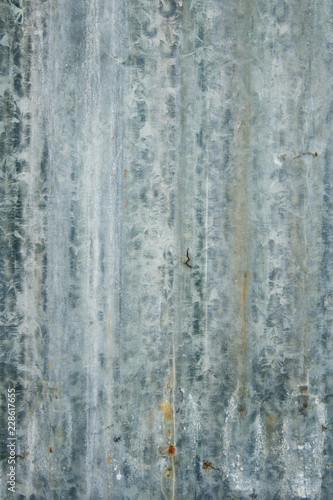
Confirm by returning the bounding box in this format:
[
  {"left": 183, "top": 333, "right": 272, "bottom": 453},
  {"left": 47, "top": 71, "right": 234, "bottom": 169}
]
[
  {"left": 167, "top": 445, "right": 176, "bottom": 456},
  {"left": 159, "top": 401, "right": 173, "bottom": 421},
  {"left": 15, "top": 452, "right": 29, "bottom": 459},
  {"left": 159, "top": 389, "right": 175, "bottom": 500},
  {"left": 202, "top": 461, "right": 221, "bottom": 472},
  {"left": 49, "top": 447, "right": 53, "bottom": 453},
  {"left": 108, "top": 456, "right": 111, "bottom": 464},
  {"left": 161, "top": 466, "right": 174, "bottom": 499}
]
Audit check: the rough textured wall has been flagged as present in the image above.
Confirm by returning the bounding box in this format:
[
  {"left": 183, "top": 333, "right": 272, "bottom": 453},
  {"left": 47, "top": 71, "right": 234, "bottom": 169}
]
[{"left": 1, "top": 0, "right": 333, "bottom": 498}]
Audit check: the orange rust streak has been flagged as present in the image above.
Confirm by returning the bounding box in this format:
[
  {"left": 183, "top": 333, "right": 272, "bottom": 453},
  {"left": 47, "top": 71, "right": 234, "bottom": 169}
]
[{"left": 158, "top": 401, "right": 173, "bottom": 421}]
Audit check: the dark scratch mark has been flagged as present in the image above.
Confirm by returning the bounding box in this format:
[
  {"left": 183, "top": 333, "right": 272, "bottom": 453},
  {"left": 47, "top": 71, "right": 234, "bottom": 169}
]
[
  {"left": 292, "top": 152, "right": 318, "bottom": 160},
  {"left": 184, "top": 248, "right": 192, "bottom": 268}
]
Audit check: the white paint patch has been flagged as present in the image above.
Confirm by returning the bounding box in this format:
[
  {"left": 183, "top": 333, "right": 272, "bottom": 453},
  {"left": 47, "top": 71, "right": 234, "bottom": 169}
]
[{"left": 274, "top": 155, "right": 282, "bottom": 166}]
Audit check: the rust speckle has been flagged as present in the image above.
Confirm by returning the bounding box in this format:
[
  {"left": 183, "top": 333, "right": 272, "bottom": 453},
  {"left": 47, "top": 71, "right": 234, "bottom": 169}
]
[
  {"left": 315, "top": 152, "right": 318, "bottom": 156},
  {"left": 159, "top": 400, "right": 173, "bottom": 421},
  {"left": 327, "top": 464, "right": 333, "bottom": 468},
  {"left": 167, "top": 445, "right": 176, "bottom": 456},
  {"left": 168, "top": 429, "right": 171, "bottom": 437},
  {"left": 322, "top": 425, "right": 328, "bottom": 432},
  {"left": 108, "top": 456, "right": 111, "bottom": 464},
  {"left": 89, "top": 321, "right": 94, "bottom": 325},
  {"left": 303, "top": 404, "right": 308, "bottom": 409},
  {"left": 203, "top": 461, "right": 214, "bottom": 470},
  {"left": 49, "top": 447, "right": 53, "bottom": 453},
  {"left": 239, "top": 407, "right": 246, "bottom": 414}
]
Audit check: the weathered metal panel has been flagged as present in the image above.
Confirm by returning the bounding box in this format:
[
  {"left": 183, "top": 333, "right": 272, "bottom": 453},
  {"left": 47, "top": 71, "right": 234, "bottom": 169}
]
[{"left": 1, "top": 0, "right": 333, "bottom": 498}]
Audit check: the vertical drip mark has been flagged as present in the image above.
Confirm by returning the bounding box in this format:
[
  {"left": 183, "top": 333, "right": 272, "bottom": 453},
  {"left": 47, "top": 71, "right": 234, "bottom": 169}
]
[
  {"left": 124, "top": 169, "right": 128, "bottom": 209},
  {"left": 238, "top": 270, "right": 249, "bottom": 407},
  {"left": 241, "top": 271, "right": 248, "bottom": 346},
  {"left": 204, "top": 156, "right": 209, "bottom": 372},
  {"left": 158, "top": 376, "right": 176, "bottom": 500}
]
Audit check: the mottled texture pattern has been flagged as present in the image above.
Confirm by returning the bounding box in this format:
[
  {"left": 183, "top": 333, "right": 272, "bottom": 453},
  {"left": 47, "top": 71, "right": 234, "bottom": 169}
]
[{"left": 1, "top": 0, "right": 333, "bottom": 498}]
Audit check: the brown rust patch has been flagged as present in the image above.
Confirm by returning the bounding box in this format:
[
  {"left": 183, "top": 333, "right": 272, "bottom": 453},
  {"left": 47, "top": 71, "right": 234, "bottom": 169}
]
[
  {"left": 159, "top": 400, "right": 173, "bottom": 421},
  {"left": 167, "top": 445, "right": 176, "bottom": 456},
  {"left": 49, "top": 447, "right": 53, "bottom": 453}
]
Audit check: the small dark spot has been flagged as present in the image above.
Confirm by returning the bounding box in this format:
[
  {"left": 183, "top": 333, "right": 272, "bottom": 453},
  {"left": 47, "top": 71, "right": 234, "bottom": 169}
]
[
  {"left": 322, "top": 425, "right": 328, "bottom": 432},
  {"left": 315, "top": 152, "right": 318, "bottom": 156},
  {"left": 202, "top": 461, "right": 220, "bottom": 472},
  {"left": 302, "top": 403, "right": 308, "bottom": 409},
  {"left": 49, "top": 447, "right": 53, "bottom": 453},
  {"left": 113, "top": 436, "right": 121, "bottom": 443}
]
